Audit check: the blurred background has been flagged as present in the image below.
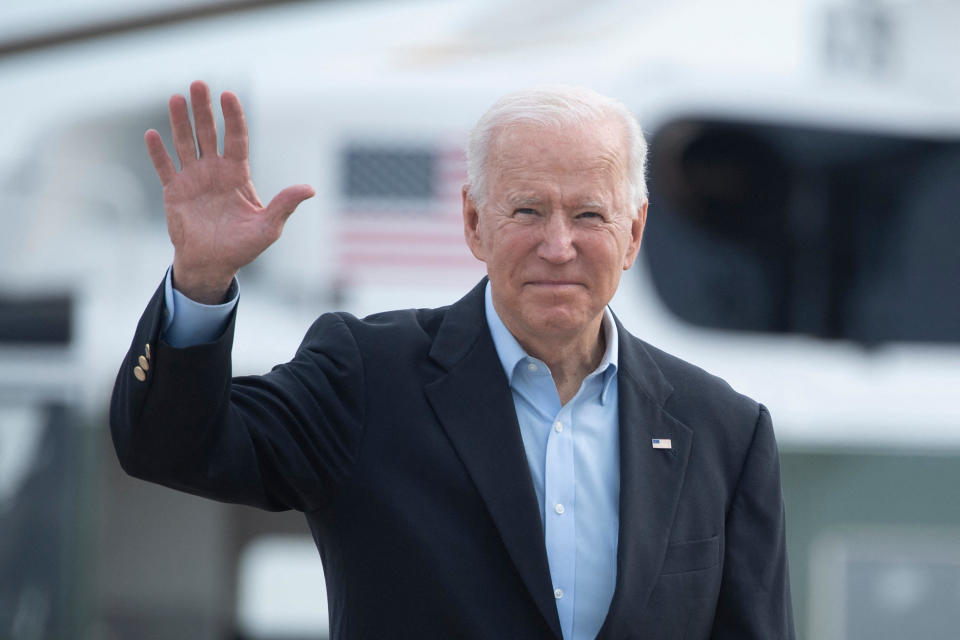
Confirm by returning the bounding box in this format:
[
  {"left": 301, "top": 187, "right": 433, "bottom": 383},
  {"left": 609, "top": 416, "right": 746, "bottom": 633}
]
[{"left": 1, "top": 0, "right": 959, "bottom": 638}]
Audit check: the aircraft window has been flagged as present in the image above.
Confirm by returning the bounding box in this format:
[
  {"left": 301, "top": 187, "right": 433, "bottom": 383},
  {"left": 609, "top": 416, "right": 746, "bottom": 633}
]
[
  {"left": 645, "top": 120, "right": 960, "bottom": 344},
  {"left": 341, "top": 145, "right": 435, "bottom": 200}
]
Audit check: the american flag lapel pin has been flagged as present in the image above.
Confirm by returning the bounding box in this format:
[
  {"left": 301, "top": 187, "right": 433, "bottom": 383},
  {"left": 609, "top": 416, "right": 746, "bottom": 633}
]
[{"left": 651, "top": 438, "right": 672, "bottom": 450}]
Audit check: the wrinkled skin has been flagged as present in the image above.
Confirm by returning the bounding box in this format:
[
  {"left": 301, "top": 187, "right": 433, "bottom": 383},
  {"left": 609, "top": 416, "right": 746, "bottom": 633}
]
[{"left": 463, "top": 118, "right": 646, "bottom": 401}]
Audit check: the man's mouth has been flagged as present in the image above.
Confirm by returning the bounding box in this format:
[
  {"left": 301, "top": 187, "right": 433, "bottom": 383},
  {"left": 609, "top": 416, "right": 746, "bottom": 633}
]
[{"left": 525, "top": 280, "right": 583, "bottom": 288}]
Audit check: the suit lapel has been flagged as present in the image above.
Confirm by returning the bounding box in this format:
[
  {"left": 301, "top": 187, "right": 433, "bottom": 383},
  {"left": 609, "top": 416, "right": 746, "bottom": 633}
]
[
  {"left": 598, "top": 326, "right": 693, "bottom": 638},
  {"left": 424, "top": 281, "right": 563, "bottom": 639}
]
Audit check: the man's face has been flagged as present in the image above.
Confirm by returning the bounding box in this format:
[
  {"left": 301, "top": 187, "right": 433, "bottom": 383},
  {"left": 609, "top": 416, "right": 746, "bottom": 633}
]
[{"left": 463, "top": 118, "right": 646, "bottom": 347}]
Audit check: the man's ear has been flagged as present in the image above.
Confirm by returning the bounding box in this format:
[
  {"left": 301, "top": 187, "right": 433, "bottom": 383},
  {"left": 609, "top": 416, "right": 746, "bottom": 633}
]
[
  {"left": 462, "top": 185, "right": 486, "bottom": 262},
  {"left": 622, "top": 200, "right": 647, "bottom": 270}
]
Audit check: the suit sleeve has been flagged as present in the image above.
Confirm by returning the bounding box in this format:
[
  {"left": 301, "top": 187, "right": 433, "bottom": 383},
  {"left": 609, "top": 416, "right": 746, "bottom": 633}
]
[
  {"left": 110, "top": 279, "right": 366, "bottom": 513},
  {"left": 711, "top": 405, "right": 795, "bottom": 639}
]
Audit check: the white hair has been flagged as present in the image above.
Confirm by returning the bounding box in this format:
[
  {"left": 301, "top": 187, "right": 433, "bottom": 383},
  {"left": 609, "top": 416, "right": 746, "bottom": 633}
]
[{"left": 466, "top": 85, "right": 648, "bottom": 212}]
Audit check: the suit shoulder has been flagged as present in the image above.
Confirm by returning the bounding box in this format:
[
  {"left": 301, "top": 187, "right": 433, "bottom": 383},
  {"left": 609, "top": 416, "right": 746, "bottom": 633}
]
[
  {"left": 635, "top": 338, "right": 762, "bottom": 435},
  {"left": 335, "top": 304, "right": 447, "bottom": 338},
  {"left": 298, "top": 304, "right": 450, "bottom": 361}
]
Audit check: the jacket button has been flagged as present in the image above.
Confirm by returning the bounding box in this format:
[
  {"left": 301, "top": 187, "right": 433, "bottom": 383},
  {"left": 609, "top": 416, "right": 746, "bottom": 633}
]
[
  {"left": 138, "top": 355, "right": 150, "bottom": 371},
  {"left": 133, "top": 366, "right": 146, "bottom": 382},
  {"left": 145, "top": 343, "right": 151, "bottom": 359}
]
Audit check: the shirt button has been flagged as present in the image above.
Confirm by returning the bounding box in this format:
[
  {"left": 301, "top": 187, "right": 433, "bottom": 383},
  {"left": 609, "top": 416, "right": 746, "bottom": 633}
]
[
  {"left": 554, "top": 588, "right": 564, "bottom": 599},
  {"left": 527, "top": 362, "right": 538, "bottom": 372},
  {"left": 554, "top": 421, "right": 563, "bottom": 433},
  {"left": 554, "top": 503, "right": 565, "bottom": 515}
]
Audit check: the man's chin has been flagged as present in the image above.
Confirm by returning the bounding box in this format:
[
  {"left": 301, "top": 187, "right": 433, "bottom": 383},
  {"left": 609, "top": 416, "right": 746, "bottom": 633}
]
[
  {"left": 521, "top": 307, "right": 599, "bottom": 337},
  {"left": 521, "top": 284, "right": 591, "bottom": 311}
]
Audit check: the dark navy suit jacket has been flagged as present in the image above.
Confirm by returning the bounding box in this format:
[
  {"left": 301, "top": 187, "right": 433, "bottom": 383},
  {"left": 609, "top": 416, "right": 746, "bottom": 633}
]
[{"left": 111, "top": 278, "right": 794, "bottom": 639}]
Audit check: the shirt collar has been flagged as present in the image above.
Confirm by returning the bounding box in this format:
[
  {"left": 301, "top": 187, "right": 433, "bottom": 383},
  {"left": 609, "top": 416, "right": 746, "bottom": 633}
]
[{"left": 484, "top": 281, "right": 619, "bottom": 403}]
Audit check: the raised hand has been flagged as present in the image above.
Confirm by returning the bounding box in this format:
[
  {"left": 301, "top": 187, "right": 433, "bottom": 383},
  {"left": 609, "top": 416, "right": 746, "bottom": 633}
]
[{"left": 145, "top": 81, "right": 314, "bottom": 303}]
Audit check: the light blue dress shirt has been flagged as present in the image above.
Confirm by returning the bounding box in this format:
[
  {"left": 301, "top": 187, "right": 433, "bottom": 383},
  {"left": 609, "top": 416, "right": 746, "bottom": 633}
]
[
  {"left": 484, "top": 283, "right": 620, "bottom": 640},
  {"left": 161, "top": 268, "right": 237, "bottom": 347},
  {"left": 163, "top": 272, "right": 622, "bottom": 639}
]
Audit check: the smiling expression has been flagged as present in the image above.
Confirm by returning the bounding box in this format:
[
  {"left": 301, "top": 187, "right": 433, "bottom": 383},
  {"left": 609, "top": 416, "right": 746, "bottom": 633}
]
[{"left": 464, "top": 118, "right": 646, "bottom": 351}]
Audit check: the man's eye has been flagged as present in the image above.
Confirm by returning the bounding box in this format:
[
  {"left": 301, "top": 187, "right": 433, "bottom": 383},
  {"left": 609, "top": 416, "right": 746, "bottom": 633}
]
[
  {"left": 514, "top": 208, "right": 537, "bottom": 216},
  {"left": 578, "top": 211, "right": 603, "bottom": 220}
]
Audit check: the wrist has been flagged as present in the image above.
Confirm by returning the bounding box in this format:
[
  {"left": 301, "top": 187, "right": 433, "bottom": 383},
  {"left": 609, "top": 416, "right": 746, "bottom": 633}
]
[{"left": 171, "top": 261, "right": 236, "bottom": 304}]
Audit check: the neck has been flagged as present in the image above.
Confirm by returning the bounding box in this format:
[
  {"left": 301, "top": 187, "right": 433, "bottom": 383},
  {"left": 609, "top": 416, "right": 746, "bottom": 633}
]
[{"left": 514, "top": 317, "right": 606, "bottom": 405}]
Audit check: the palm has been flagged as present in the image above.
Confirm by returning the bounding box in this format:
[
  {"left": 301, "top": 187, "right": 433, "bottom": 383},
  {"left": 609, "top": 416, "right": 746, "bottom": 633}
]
[
  {"left": 146, "top": 81, "right": 313, "bottom": 302},
  {"left": 163, "top": 152, "right": 265, "bottom": 269}
]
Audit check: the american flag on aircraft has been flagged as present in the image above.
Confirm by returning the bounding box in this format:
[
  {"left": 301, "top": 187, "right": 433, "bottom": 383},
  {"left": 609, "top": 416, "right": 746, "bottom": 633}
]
[{"left": 335, "top": 140, "right": 484, "bottom": 286}]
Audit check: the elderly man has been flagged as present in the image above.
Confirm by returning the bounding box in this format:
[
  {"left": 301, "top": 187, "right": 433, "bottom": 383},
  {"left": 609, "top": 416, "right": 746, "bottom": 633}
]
[{"left": 112, "top": 81, "right": 794, "bottom": 639}]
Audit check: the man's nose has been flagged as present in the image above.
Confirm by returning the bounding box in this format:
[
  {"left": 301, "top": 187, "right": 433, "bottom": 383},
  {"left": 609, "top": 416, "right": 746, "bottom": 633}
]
[{"left": 537, "top": 214, "right": 577, "bottom": 263}]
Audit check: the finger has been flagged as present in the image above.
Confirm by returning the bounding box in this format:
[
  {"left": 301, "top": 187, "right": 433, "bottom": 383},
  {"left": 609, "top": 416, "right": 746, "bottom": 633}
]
[
  {"left": 144, "top": 129, "right": 176, "bottom": 185},
  {"left": 265, "top": 184, "right": 316, "bottom": 227},
  {"left": 168, "top": 94, "right": 198, "bottom": 168},
  {"left": 190, "top": 80, "right": 219, "bottom": 158},
  {"left": 221, "top": 91, "right": 249, "bottom": 161}
]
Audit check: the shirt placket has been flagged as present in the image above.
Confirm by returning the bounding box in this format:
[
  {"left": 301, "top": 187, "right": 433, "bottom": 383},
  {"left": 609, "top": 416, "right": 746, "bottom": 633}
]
[{"left": 544, "top": 399, "right": 576, "bottom": 637}]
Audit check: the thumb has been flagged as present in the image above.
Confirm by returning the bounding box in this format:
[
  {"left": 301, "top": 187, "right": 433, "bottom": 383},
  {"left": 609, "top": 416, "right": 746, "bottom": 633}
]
[{"left": 265, "top": 184, "right": 315, "bottom": 227}]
